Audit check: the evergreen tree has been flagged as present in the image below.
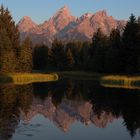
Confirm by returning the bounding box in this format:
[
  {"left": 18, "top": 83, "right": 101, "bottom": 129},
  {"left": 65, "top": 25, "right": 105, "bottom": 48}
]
[
  {"left": 19, "top": 37, "right": 33, "bottom": 72},
  {"left": 0, "top": 5, "right": 21, "bottom": 73},
  {"left": 110, "top": 29, "right": 121, "bottom": 49},
  {"left": 49, "top": 39, "right": 66, "bottom": 70},
  {"left": 122, "top": 14, "right": 140, "bottom": 73},
  {"left": 0, "top": 29, "right": 16, "bottom": 73},
  {"left": 92, "top": 28, "right": 108, "bottom": 48},
  {"left": 67, "top": 41, "right": 83, "bottom": 69},
  {"left": 66, "top": 48, "right": 75, "bottom": 70},
  {"left": 107, "top": 29, "right": 122, "bottom": 73},
  {"left": 137, "top": 16, "right": 140, "bottom": 45},
  {"left": 33, "top": 45, "right": 49, "bottom": 70},
  {"left": 122, "top": 14, "right": 139, "bottom": 49},
  {"left": 80, "top": 42, "right": 90, "bottom": 70},
  {"left": 0, "top": 6, "right": 20, "bottom": 54},
  {"left": 91, "top": 28, "right": 109, "bottom": 72}
]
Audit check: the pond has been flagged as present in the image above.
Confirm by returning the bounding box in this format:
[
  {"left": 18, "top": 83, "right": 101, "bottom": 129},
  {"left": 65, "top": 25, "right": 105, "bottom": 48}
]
[{"left": 0, "top": 79, "right": 140, "bottom": 140}]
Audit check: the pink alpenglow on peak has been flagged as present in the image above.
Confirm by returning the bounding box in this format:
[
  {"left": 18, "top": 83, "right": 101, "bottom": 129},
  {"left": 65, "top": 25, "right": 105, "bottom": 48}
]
[
  {"left": 17, "top": 6, "right": 126, "bottom": 46},
  {"left": 18, "top": 16, "right": 37, "bottom": 32}
]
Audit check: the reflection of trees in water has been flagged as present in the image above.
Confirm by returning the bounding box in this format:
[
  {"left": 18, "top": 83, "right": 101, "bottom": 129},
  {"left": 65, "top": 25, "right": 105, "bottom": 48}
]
[
  {"left": 33, "top": 80, "right": 91, "bottom": 106},
  {"left": 89, "top": 87, "right": 140, "bottom": 138},
  {"left": 34, "top": 80, "right": 140, "bottom": 137},
  {"left": 0, "top": 81, "right": 140, "bottom": 139},
  {"left": 0, "top": 85, "right": 33, "bottom": 140}
]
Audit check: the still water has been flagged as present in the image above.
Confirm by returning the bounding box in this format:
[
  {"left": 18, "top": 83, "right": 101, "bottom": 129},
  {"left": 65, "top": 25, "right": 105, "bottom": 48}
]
[{"left": 0, "top": 80, "right": 140, "bottom": 140}]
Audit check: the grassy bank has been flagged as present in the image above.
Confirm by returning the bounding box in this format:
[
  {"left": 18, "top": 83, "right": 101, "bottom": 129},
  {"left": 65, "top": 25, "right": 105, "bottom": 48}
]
[
  {"left": 0, "top": 73, "right": 58, "bottom": 85},
  {"left": 1, "top": 71, "right": 140, "bottom": 90},
  {"left": 57, "top": 71, "right": 140, "bottom": 89},
  {"left": 101, "top": 75, "right": 140, "bottom": 89}
]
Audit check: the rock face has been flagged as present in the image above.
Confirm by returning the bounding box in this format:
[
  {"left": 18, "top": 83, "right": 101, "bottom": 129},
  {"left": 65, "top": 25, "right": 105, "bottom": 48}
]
[
  {"left": 18, "top": 16, "right": 37, "bottom": 32},
  {"left": 17, "top": 6, "right": 126, "bottom": 46}
]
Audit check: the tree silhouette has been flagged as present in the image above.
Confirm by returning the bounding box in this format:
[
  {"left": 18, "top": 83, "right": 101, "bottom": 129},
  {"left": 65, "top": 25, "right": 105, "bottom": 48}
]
[{"left": 66, "top": 48, "right": 75, "bottom": 70}]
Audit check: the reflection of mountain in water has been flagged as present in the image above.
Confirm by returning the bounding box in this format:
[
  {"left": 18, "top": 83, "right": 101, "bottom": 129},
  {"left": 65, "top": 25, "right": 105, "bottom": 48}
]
[
  {"left": 21, "top": 96, "right": 117, "bottom": 132},
  {"left": 0, "top": 80, "right": 140, "bottom": 139}
]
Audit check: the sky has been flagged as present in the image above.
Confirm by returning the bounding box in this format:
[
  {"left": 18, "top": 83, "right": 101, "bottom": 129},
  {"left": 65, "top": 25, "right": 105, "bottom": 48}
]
[{"left": 0, "top": 0, "right": 140, "bottom": 24}]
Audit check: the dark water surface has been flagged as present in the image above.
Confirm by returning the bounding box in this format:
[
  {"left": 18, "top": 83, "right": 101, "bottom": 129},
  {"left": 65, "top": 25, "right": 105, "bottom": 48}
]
[{"left": 0, "top": 80, "right": 140, "bottom": 140}]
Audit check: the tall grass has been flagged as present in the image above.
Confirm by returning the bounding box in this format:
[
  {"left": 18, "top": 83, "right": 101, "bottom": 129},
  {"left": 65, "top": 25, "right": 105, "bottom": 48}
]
[
  {"left": 101, "top": 75, "right": 140, "bottom": 89},
  {"left": 1, "top": 72, "right": 140, "bottom": 89},
  {"left": 0, "top": 73, "right": 59, "bottom": 85}
]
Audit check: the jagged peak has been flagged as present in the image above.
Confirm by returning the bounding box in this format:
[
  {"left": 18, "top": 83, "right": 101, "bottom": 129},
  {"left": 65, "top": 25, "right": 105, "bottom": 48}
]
[
  {"left": 18, "top": 16, "right": 37, "bottom": 25},
  {"left": 84, "top": 13, "right": 93, "bottom": 17},
  {"left": 18, "top": 16, "right": 37, "bottom": 32},
  {"left": 94, "top": 10, "right": 108, "bottom": 17},
  {"left": 80, "top": 12, "right": 93, "bottom": 20},
  {"left": 59, "top": 5, "right": 70, "bottom": 12},
  {"left": 53, "top": 5, "right": 71, "bottom": 18},
  {"left": 21, "top": 16, "right": 32, "bottom": 21}
]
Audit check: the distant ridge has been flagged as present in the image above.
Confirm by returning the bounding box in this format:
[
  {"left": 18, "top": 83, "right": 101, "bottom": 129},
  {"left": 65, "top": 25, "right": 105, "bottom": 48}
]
[{"left": 17, "top": 6, "right": 126, "bottom": 46}]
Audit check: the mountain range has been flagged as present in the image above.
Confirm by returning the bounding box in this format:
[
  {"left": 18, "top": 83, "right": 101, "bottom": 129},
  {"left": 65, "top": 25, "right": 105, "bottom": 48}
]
[{"left": 17, "top": 6, "right": 126, "bottom": 46}]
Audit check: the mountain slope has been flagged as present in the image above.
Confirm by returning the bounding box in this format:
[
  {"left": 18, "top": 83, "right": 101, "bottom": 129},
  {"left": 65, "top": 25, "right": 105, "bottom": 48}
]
[
  {"left": 18, "top": 16, "right": 37, "bottom": 32},
  {"left": 17, "top": 6, "right": 126, "bottom": 46}
]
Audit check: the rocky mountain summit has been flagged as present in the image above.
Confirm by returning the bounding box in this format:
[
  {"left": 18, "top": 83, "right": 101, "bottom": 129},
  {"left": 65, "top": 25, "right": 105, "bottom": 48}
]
[{"left": 17, "top": 6, "right": 126, "bottom": 46}]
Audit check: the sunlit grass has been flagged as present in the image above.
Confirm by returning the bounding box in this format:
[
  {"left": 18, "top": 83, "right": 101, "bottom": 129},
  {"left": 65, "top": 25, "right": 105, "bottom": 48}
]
[
  {"left": 1, "top": 72, "right": 140, "bottom": 90},
  {"left": 0, "top": 73, "right": 59, "bottom": 85},
  {"left": 101, "top": 75, "right": 140, "bottom": 89}
]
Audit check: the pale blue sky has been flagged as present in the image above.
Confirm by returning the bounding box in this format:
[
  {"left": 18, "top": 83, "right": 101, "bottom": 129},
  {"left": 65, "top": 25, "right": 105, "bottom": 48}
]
[{"left": 0, "top": 0, "right": 140, "bottom": 24}]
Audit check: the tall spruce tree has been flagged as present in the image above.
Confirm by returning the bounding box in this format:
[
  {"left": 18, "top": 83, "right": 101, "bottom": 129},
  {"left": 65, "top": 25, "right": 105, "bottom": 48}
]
[
  {"left": 19, "top": 37, "right": 33, "bottom": 72},
  {"left": 66, "top": 48, "right": 75, "bottom": 70},
  {"left": 0, "top": 6, "right": 20, "bottom": 54},
  {"left": 0, "top": 29, "right": 16, "bottom": 73},
  {"left": 122, "top": 14, "right": 140, "bottom": 73},
  {"left": 110, "top": 29, "right": 121, "bottom": 49},
  {"left": 122, "top": 14, "right": 139, "bottom": 49},
  {"left": 91, "top": 28, "right": 109, "bottom": 72},
  {"left": 67, "top": 41, "right": 83, "bottom": 69},
  {"left": 33, "top": 45, "right": 49, "bottom": 70},
  {"left": 0, "top": 5, "right": 21, "bottom": 73},
  {"left": 80, "top": 42, "right": 90, "bottom": 70},
  {"left": 49, "top": 39, "right": 66, "bottom": 70}
]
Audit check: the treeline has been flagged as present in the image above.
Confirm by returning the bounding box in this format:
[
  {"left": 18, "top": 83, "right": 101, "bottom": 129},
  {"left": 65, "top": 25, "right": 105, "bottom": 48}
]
[
  {"left": 1, "top": 5, "right": 140, "bottom": 74},
  {"left": 34, "top": 14, "right": 140, "bottom": 74},
  {"left": 0, "top": 5, "right": 32, "bottom": 73},
  {"left": 33, "top": 40, "right": 87, "bottom": 71}
]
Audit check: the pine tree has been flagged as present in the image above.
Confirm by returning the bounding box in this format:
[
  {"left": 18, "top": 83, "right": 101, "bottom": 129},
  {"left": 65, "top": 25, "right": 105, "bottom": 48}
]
[
  {"left": 66, "top": 48, "right": 75, "bottom": 70},
  {"left": 110, "top": 29, "right": 121, "bottom": 49},
  {"left": 122, "top": 14, "right": 140, "bottom": 73},
  {"left": 91, "top": 28, "right": 109, "bottom": 72},
  {"left": 122, "top": 14, "right": 139, "bottom": 49},
  {"left": 0, "top": 6, "right": 20, "bottom": 53},
  {"left": 66, "top": 41, "right": 83, "bottom": 69},
  {"left": 33, "top": 45, "right": 49, "bottom": 70},
  {"left": 0, "top": 29, "right": 16, "bottom": 73},
  {"left": 80, "top": 42, "right": 90, "bottom": 69},
  {"left": 92, "top": 28, "right": 108, "bottom": 48},
  {"left": 49, "top": 39, "right": 66, "bottom": 70},
  {"left": 19, "top": 37, "right": 33, "bottom": 72},
  {"left": 0, "top": 5, "right": 21, "bottom": 73}
]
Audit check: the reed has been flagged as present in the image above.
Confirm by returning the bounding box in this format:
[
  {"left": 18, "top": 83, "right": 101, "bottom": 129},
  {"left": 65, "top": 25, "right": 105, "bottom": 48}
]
[
  {"left": 101, "top": 75, "right": 140, "bottom": 89},
  {"left": 0, "top": 73, "right": 59, "bottom": 85}
]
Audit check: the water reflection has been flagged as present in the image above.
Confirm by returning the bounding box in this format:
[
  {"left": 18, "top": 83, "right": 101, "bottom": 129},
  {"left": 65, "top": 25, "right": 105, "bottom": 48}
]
[
  {"left": 0, "top": 80, "right": 140, "bottom": 140},
  {"left": 0, "top": 85, "right": 33, "bottom": 140}
]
